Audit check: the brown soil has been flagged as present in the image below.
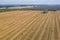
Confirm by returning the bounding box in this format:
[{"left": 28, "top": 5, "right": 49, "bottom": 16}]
[{"left": 0, "top": 10, "right": 60, "bottom": 40}]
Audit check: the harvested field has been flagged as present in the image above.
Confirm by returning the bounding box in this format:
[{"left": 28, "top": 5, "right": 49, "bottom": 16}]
[{"left": 0, "top": 10, "right": 60, "bottom": 40}]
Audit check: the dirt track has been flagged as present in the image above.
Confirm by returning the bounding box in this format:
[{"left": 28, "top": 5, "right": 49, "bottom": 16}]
[{"left": 0, "top": 10, "right": 60, "bottom": 40}]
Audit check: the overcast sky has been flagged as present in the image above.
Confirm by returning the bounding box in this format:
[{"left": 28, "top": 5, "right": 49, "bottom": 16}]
[{"left": 0, "top": 0, "right": 60, "bottom": 5}]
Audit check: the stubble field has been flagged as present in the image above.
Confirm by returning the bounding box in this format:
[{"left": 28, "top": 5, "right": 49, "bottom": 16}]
[{"left": 0, "top": 10, "right": 60, "bottom": 40}]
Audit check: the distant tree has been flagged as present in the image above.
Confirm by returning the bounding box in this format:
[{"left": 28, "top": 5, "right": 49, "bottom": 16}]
[
  {"left": 52, "top": 10, "right": 57, "bottom": 11},
  {"left": 42, "top": 10, "right": 48, "bottom": 14}
]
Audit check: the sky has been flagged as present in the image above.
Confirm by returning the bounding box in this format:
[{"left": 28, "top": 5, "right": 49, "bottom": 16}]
[{"left": 0, "top": 0, "right": 60, "bottom": 5}]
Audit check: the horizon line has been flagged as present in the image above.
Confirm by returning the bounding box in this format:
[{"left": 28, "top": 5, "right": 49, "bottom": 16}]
[{"left": 0, "top": 4, "right": 60, "bottom": 5}]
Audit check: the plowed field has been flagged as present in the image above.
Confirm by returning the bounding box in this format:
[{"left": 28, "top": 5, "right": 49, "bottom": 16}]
[{"left": 0, "top": 10, "right": 60, "bottom": 40}]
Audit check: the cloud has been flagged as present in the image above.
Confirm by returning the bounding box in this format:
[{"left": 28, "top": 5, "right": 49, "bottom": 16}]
[{"left": 0, "top": 0, "right": 60, "bottom": 5}]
